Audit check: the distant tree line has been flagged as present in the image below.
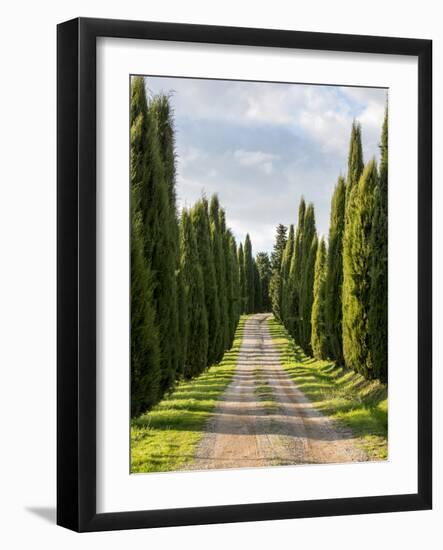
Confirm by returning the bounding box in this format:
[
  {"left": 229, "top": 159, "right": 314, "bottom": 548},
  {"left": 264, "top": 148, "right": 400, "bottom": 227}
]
[
  {"left": 130, "top": 77, "right": 271, "bottom": 417},
  {"left": 271, "top": 112, "right": 388, "bottom": 384}
]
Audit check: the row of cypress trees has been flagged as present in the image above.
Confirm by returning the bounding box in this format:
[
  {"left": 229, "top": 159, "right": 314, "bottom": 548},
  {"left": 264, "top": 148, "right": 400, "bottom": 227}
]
[
  {"left": 272, "top": 111, "right": 388, "bottom": 383},
  {"left": 238, "top": 236, "right": 272, "bottom": 315},
  {"left": 131, "top": 77, "right": 271, "bottom": 418}
]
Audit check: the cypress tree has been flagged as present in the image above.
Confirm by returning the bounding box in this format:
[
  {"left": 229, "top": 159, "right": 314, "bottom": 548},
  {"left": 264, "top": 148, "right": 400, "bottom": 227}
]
[
  {"left": 130, "top": 198, "right": 161, "bottom": 417},
  {"left": 149, "top": 92, "right": 181, "bottom": 385},
  {"left": 210, "top": 195, "right": 229, "bottom": 357},
  {"left": 179, "top": 209, "right": 208, "bottom": 378},
  {"left": 311, "top": 237, "right": 328, "bottom": 359},
  {"left": 150, "top": 94, "right": 177, "bottom": 207},
  {"left": 131, "top": 77, "right": 179, "bottom": 393},
  {"left": 190, "top": 198, "right": 221, "bottom": 365},
  {"left": 255, "top": 252, "right": 272, "bottom": 312},
  {"left": 228, "top": 233, "right": 241, "bottom": 339},
  {"left": 369, "top": 109, "right": 388, "bottom": 383},
  {"left": 176, "top": 268, "right": 188, "bottom": 378},
  {"left": 280, "top": 224, "right": 294, "bottom": 325},
  {"left": 269, "top": 224, "right": 288, "bottom": 319},
  {"left": 342, "top": 159, "right": 378, "bottom": 378},
  {"left": 286, "top": 198, "right": 306, "bottom": 339},
  {"left": 253, "top": 259, "right": 263, "bottom": 313},
  {"left": 325, "top": 176, "right": 346, "bottom": 364},
  {"left": 244, "top": 234, "right": 255, "bottom": 314},
  {"left": 342, "top": 119, "right": 365, "bottom": 373},
  {"left": 238, "top": 243, "right": 246, "bottom": 314},
  {"left": 347, "top": 121, "right": 364, "bottom": 192},
  {"left": 299, "top": 204, "right": 317, "bottom": 353},
  {"left": 219, "top": 208, "right": 232, "bottom": 349}
]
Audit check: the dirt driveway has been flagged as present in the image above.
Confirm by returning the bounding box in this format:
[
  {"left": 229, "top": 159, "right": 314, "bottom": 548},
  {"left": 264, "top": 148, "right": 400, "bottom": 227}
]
[{"left": 188, "top": 313, "right": 366, "bottom": 470}]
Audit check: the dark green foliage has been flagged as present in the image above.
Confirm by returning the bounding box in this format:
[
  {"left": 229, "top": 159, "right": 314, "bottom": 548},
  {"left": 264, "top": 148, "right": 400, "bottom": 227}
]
[
  {"left": 347, "top": 121, "right": 364, "bottom": 191},
  {"left": 149, "top": 93, "right": 181, "bottom": 391},
  {"left": 298, "top": 204, "right": 317, "bottom": 353},
  {"left": 311, "top": 237, "right": 328, "bottom": 359},
  {"left": 131, "top": 77, "right": 179, "bottom": 393},
  {"left": 176, "top": 268, "right": 188, "bottom": 378},
  {"left": 238, "top": 243, "right": 246, "bottom": 314},
  {"left": 210, "top": 195, "right": 229, "bottom": 358},
  {"left": 244, "top": 234, "right": 255, "bottom": 314},
  {"left": 341, "top": 121, "right": 365, "bottom": 368},
  {"left": 228, "top": 234, "right": 241, "bottom": 340},
  {"left": 369, "top": 109, "right": 388, "bottom": 383},
  {"left": 190, "top": 198, "right": 221, "bottom": 365},
  {"left": 130, "top": 76, "right": 390, "bottom": 423},
  {"left": 179, "top": 210, "right": 208, "bottom": 378},
  {"left": 253, "top": 259, "right": 263, "bottom": 313},
  {"left": 130, "top": 199, "right": 161, "bottom": 417},
  {"left": 255, "top": 252, "right": 272, "bottom": 312},
  {"left": 280, "top": 224, "right": 294, "bottom": 325},
  {"left": 219, "top": 208, "right": 233, "bottom": 349},
  {"left": 286, "top": 198, "right": 306, "bottom": 338},
  {"left": 342, "top": 159, "right": 378, "bottom": 378},
  {"left": 269, "top": 224, "right": 287, "bottom": 319},
  {"left": 150, "top": 94, "right": 177, "bottom": 207},
  {"left": 325, "top": 176, "right": 346, "bottom": 364},
  {"left": 130, "top": 76, "right": 149, "bottom": 187},
  {"left": 300, "top": 238, "right": 318, "bottom": 354}
]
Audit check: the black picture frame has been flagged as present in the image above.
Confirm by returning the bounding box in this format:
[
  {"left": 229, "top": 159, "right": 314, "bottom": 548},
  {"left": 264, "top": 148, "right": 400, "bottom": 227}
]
[{"left": 57, "top": 17, "right": 432, "bottom": 532}]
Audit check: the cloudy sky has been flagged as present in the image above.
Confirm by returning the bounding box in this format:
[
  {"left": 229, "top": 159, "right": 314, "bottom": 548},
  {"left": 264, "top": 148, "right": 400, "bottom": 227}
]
[{"left": 144, "top": 76, "right": 387, "bottom": 254}]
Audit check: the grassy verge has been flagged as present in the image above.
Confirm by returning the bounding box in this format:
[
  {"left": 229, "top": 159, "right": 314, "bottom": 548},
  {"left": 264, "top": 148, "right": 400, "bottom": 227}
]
[
  {"left": 253, "top": 367, "right": 279, "bottom": 414},
  {"left": 130, "top": 316, "right": 248, "bottom": 473},
  {"left": 268, "top": 316, "right": 388, "bottom": 460}
]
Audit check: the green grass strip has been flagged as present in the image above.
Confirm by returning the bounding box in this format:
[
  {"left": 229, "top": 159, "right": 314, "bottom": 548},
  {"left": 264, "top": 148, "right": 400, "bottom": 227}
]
[
  {"left": 130, "top": 316, "right": 248, "bottom": 473},
  {"left": 253, "top": 368, "right": 279, "bottom": 414},
  {"left": 268, "top": 316, "right": 388, "bottom": 460}
]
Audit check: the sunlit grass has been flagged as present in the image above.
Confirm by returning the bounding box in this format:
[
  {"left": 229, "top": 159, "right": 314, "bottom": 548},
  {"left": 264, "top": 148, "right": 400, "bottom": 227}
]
[
  {"left": 130, "top": 316, "right": 248, "bottom": 473},
  {"left": 253, "top": 367, "right": 279, "bottom": 413},
  {"left": 268, "top": 316, "right": 388, "bottom": 460}
]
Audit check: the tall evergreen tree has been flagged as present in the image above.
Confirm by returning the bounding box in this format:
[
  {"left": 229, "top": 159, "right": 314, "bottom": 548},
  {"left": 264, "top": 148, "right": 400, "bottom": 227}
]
[
  {"left": 369, "top": 108, "right": 388, "bottom": 383},
  {"left": 311, "top": 237, "right": 328, "bottom": 359},
  {"left": 131, "top": 77, "right": 179, "bottom": 393},
  {"left": 253, "top": 259, "right": 263, "bottom": 313},
  {"left": 255, "top": 252, "right": 272, "bottom": 312},
  {"left": 347, "top": 121, "right": 364, "bottom": 192},
  {"left": 299, "top": 204, "right": 317, "bottom": 353},
  {"left": 179, "top": 210, "right": 208, "bottom": 378},
  {"left": 130, "top": 198, "right": 161, "bottom": 417},
  {"left": 238, "top": 243, "right": 246, "bottom": 314},
  {"left": 150, "top": 92, "right": 181, "bottom": 385},
  {"left": 269, "top": 224, "right": 287, "bottom": 319},
  {"left": 176, "top": 268, "right": 188, "bottom": 378},
  {"left": 244, "top": 234, "right": 255, "bottom": 314},
  {"left": 342, "top": 118, "right": 366, "bottom": 374},
  {"left": 228, "top": 233, "right": 241, "bottom": 339},
  {"left": 150, "top": 94, "right": 177, "bottom": 207},
  {"left": 280, "top": 224, "right": 295, "bottom": 325},
  {"left": 220, "top": 209, "right": 233, "bottom": 349},
  {"left": 325, "top": 176, "right": 346, "bottom": 364},
  {"left": 190, "top": 198, "right": 221, "bottom": 365},
  {"left": 286, "top": 198, "right": 306, "bottom": 338},
  {"left": 342, "top": 159, "right": 378, "bottom": 378},
  {"left": 210, "top": 195, "right": 229, "bottom": 357}
]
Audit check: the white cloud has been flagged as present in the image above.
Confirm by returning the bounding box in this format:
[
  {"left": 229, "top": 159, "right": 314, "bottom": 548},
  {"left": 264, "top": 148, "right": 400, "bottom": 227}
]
[
  {"left": 145, "top": 77, "right": 388, "bottom": 253},
  {"left": 234, "top": 149, "right": 279, "bottom": 174},
  {"left": 298, "top": 108, "right": 350, "bottom": 154},
  {"left": 178, "top": 145, "right": 206, "bottom": 168}
]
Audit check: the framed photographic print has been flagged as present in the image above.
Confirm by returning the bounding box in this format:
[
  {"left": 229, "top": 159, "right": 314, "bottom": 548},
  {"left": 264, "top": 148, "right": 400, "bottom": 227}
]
[{"left": 57, "top": 17, "right": 432, "bottom": 532}]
